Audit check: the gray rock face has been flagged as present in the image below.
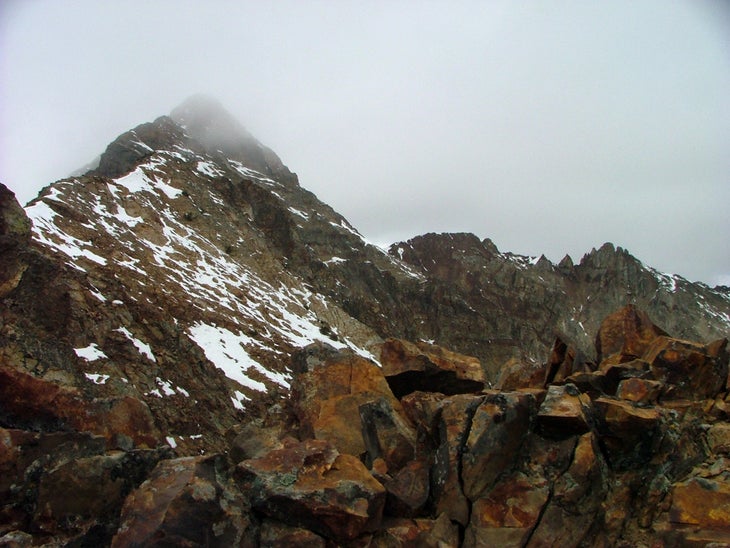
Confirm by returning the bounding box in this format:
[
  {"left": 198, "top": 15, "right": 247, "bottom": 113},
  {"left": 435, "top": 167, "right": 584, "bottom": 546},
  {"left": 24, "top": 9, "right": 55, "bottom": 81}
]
[{"left": 389, "top": 234, "right": 730, "bottom": 380}]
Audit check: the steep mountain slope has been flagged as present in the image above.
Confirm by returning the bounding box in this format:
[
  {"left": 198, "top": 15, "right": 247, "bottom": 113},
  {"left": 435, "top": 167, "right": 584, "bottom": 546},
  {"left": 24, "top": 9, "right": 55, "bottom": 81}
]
[{"left": 15, "top": 99, "right": 405, "bottom": 453}]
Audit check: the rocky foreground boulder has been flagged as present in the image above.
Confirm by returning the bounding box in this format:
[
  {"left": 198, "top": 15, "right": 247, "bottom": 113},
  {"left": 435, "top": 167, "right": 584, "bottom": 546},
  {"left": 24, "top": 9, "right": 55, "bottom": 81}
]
[{"left": 1, "top": 300, "right": 729, "bottom": 546}]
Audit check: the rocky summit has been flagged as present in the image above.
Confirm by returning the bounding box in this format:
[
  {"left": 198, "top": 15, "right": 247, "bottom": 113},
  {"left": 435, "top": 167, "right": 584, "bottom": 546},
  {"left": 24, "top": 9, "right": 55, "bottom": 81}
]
[{"left": 1, "top": 96, "right": 729, "bottom": 546}]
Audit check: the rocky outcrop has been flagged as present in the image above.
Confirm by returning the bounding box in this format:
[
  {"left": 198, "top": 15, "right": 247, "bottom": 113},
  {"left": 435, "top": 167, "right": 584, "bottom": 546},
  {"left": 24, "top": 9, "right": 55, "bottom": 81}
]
[
  {"left": 461, "top": 392, "right": 534, "bottom": 500},
  {"left": 0, "top": 426, "right": 170, "bottom": 545},
  {"left": 644, "top": 335, "right": 728, "bottom": 400},
  {"left": 464, "top": 471, "right": 550, "bottom": 547},
  {"left": 536, "top": 384, "right": 593, "bottom": 438},
  {"left": 15, "top": 98, "right": 730, "bottom": 410},
  {"left": 112, "top": 454, "right": 254, "bottom": 547},
  {"left": 235, "top": 308, "right": 728, "bottom": 546},
  {"left": 595, "top": 303, "right": 668, "bottom": 364},
  {"left": 670, "top": 477, "right": 730, "bottom": 530},
  {"left": 95, "top": 117, "right": 192, "bottom": 179},
  {"left": 0, "top": 183, "right": 31, "bottom": 298},
  {"left": 236, "top": 439, "right": 386, "bottom": 542},
  {"left": 290, "top": 346, "right": 405, "bottom": 459},
  {"left": 379, "top": 337, "right": 486, "bottom": 397},
  {"left": 0, "top": 366, "right": 161, "bottom": 448}
]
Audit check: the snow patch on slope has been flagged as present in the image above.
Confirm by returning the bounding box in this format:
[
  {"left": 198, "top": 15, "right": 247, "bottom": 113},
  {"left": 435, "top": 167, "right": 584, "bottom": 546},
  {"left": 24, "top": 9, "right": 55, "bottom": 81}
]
[
  {"left": 74, "top": 344, "right": 107, "bottom": 361},
  {"left": 116, "top": 327, "right": 156, "bottom": 362},
  {"left": 187, "top": 322, "right": 289, "bottom": 392},
  {"left": 27, "top": 201, "right": 107, "bottom": 269},
  {"left": 84, "top": 373, "right": 110, "bottom": 384}
]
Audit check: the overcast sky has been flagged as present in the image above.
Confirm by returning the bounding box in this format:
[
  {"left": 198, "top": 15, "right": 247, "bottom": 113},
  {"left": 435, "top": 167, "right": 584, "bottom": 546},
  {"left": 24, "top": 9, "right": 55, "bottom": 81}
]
[{"left": 1, "top": 1, "right": 728, "bottom": 286}]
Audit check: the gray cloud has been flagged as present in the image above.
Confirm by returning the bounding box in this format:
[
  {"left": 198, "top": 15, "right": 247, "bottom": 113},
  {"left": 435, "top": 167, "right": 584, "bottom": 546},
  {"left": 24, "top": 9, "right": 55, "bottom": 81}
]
[{"left": 1, "top": 1, "right": 728, "bottom": 285}]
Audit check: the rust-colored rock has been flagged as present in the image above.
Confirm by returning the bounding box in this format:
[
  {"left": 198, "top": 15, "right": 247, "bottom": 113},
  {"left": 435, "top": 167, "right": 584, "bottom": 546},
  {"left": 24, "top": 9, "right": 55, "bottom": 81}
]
[
  {"left": 559, "top": 371, "right": 607, "bottom": 399},
  {"left": 372, "top": 513, "right": 459, "bottom": 547},
  {"left": 596, "top": 395, "right": 661, "bottom": 429},
  {"left": 707, "top": 336, "right": 730, "bottom": 360},
  {"left": 670, "top": 477, "right": 730, "bottom": 530},
  {"left": 401, "top": 392, "right": 451, "bottom": 462},
  {"left": 379, "top": 338, "right": 485, "bottom": 398},
  {"left": 594, "top": 397, "right": 661, "bottom": 468},
  {"left": 643, "top": 336, "right": 729, "bottom": 400},
  {"left": 359, "top": 396, "right": 416, "bottom": 472},
  {"left": 464, "top": 472, "right": 549, "bottom": 548},
  {"left": 595, "top": 304, "right": 667, "bottom": 364},
  {"left": 528, "top": 432, "right": 608, "bottom": 547},
  {"left": 601, "top": 481, "right": 633, "bottom": 542},
  {"left": 34, "top": 449, "right": 167, "bottom": 537},
  {"left": 707, "top": 423, "right": 730, "bottom": 455},
  {"left": 544, "top": 336, "right": 578, "bottom": 386},
  {"left": 229, "top": 423, "right": 288, "bottom": 462},
  {"left": 616, "top": 377, "right": 662, "bottom": 403},
  {"left": 431, "top": 394, "right": 484, "bottom": 525},
  {"left": 462, "top": 391, "right": 535, "bottom": 500},
  {"left": 259, "top": 519, "right": 325, "bottom": 547},
  {"left": 708, "top": 394, "right": 730, "bottom": 421},
  {"left": 496, "top": 357, "right": 544, "bottom": 390},
  {"left": 535, "top": 384, "right": 593, "bottom": 438},
  {"left": 0, "top": 367, "right": 161, "bottom": 448},
  {"left": 382, "top": 458, "right": 430, "bottom": 517},
  {"left": 291, "top": 351, "right": 402, "bottom": 457},
  {"left": 0, "top": 427, "right": 112, "bottom": 538},
  {"left": 5, "top": 98, "right": 730, "bottom": 547},
  {"left": 666, "top": 528, "right": 730, "bottom": 547},
  {"left": 521, "top": 433, "right": 580, "bottom": 486},
  {"left": 112, "top": 455, "right": 252, "bottom": 547},
  {"left": 553, "top": 432, "right": 607, "bottom": 509},
  {"left": 399, "top": 390, "right": 448, "bottom": 449},
  {"left": 0, "top": 366, "right": 90, "bottom": 430},
  {"left": 90, "top": 397, "right": 162, "bottom": 449},
  {"left": 236, "top": 439, "right": 386, "bottom": 542},
  {"left": 600, "top": 358, "right": 650, "bottom": 393},
  {"left": 0, "top": 428, "right": 106, "bottom": 499}
]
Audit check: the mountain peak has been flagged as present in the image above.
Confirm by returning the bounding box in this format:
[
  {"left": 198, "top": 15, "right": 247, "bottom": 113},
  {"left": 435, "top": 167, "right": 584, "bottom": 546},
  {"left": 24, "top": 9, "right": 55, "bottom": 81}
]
[
  {"left": 171, "top": 95, "right": 297, "bottom": 185},
  {"left": 172, "top": 94, "right": 229, "bottom": 117},
  {"left": 171, "top": 94, "right": 253, "bottom": 147},
  {"left": 578, "top": 241, "right": 639, "bottom": 271}
]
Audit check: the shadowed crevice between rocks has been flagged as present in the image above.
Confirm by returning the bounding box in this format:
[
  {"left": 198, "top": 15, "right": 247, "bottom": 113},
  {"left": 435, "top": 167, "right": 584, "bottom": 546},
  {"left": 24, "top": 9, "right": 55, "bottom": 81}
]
[{"left": 386, "top": 369, "right": 485, "bottom": 399}]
